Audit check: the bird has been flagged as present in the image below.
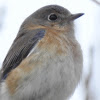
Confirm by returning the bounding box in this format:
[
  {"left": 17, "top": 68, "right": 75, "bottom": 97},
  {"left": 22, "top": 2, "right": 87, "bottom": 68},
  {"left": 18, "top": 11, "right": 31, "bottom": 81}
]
[{"left": 0, "top": 5, "right": 83, "bottom": 100}]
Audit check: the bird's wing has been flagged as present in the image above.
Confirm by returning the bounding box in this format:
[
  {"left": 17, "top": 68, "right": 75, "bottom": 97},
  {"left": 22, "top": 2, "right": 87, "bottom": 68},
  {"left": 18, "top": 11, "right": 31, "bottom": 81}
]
[{"left": 0, "top": 28, "right": 45, "bottom": 80}]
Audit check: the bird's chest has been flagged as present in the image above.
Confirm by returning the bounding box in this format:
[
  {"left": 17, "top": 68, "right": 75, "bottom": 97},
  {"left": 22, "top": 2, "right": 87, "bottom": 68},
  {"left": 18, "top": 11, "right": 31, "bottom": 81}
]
[
  {"left": 15, "top": 38, "right": 78, "bottom": 100},
  {"left": 15, "top": 49, "right": 77, "bottom": 100},
  {"left": 19, "top": 38, "right": 82, "bottom": 100},
  {"left": 5, "top": 35, "right": 82, "bottom": 100}
]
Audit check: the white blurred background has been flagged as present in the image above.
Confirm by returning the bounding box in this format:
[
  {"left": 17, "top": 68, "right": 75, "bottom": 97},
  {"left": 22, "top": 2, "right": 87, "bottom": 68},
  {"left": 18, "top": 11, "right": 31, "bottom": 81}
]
[{"left": 0, "top": 0, "right": 100, "bottom": 100}]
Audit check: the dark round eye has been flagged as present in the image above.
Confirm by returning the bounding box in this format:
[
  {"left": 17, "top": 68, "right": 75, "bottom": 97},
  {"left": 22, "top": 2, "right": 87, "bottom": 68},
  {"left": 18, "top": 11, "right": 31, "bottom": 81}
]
[{"left": 48, "top": 13, "right": 58, "bottom": 21}]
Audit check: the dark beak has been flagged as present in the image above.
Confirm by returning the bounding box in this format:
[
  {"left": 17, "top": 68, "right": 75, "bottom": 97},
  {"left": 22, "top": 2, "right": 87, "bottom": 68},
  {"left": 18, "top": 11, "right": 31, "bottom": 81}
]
[{"left": 69, "top": 13, "right": 84, "bottom": 21}]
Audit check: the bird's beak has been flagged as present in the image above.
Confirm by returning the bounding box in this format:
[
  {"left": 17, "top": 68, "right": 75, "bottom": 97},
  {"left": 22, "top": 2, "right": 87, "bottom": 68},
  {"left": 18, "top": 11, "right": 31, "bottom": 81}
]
[{"left": 69, "top": 13, "right": 84, "bottom": 21}]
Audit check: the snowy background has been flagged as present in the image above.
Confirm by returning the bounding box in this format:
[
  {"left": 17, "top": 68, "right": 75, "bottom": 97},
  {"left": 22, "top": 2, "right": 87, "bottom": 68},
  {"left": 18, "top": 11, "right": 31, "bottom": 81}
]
[{"left": 0, "top": 0, "right": 100, "bottom": 100}]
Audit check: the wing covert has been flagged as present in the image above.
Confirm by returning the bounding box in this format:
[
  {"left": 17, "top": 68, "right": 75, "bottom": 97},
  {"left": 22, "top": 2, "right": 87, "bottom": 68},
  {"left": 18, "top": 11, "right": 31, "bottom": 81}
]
[{"left": 1, "top": 29, "right": 45, "bottom": 80}]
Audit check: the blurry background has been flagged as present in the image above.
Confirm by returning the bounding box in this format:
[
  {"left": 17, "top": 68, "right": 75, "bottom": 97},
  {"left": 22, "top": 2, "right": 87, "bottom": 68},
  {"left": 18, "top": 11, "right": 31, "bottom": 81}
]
[{"left": 0, "top": 0, "right": 100, "bottom": 100}]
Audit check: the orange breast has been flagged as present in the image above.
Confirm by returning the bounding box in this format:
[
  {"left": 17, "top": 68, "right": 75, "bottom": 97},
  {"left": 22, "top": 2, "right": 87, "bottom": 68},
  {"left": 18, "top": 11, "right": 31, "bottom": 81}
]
[{"left": 38, "top": 28, "right": 69, "bottom": 56}]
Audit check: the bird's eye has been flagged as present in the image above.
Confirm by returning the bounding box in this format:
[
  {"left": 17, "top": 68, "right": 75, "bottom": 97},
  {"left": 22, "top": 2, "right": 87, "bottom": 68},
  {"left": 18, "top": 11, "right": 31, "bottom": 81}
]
[{"left": 48, "top": 13, "right": 58, "bottom": 21}]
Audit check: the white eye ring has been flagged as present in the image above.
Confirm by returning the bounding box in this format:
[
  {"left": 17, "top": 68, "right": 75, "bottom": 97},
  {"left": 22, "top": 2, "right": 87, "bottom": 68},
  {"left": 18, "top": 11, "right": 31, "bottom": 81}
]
[{"left": 48, "top": 13, "right": 58, "bottom": 21}]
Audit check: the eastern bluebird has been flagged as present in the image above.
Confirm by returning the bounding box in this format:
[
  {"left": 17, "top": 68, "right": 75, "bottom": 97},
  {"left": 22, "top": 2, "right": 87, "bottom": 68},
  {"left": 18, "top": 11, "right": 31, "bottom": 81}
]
[{"left": 0, "top": 5, "right": 83, "bottom": 100}]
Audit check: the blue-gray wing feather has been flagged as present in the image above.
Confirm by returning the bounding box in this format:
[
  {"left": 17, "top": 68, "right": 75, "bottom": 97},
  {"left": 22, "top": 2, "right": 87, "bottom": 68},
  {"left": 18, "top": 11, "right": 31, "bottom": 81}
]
[{"left": 0, "top": 29, "right": 45, "bottom": 80}]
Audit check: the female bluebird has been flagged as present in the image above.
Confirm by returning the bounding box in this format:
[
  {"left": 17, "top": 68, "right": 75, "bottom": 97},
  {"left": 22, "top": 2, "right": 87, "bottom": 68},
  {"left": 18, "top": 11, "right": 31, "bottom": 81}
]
[{"left": 0, "top": 5, "right": 83, "bottom": 100}]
